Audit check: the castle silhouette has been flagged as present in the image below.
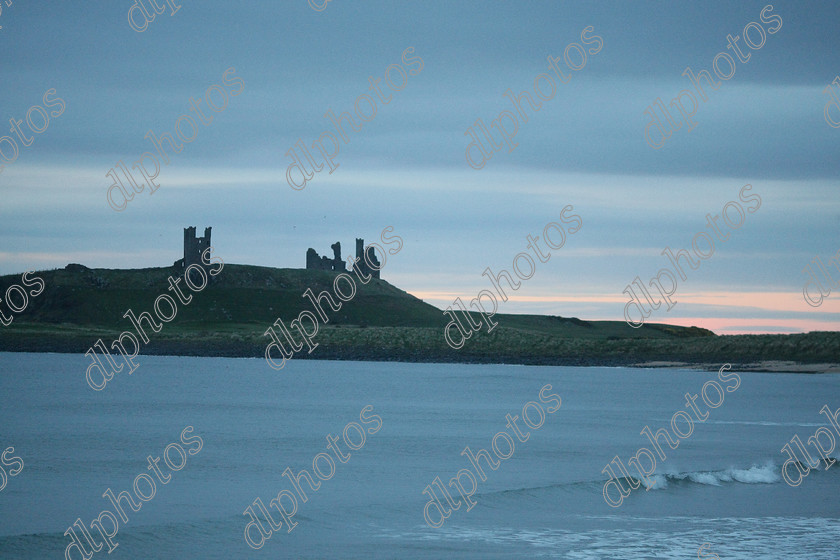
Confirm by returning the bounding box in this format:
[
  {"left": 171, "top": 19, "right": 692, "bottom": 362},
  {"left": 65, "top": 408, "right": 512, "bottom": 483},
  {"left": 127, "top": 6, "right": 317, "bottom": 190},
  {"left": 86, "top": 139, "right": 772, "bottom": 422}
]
[
  {"left": 177, "top": 227, "right": 381, "bottom": 279},
  {"left": 305, "top": 239, "right": 380, "bottom": 279}
]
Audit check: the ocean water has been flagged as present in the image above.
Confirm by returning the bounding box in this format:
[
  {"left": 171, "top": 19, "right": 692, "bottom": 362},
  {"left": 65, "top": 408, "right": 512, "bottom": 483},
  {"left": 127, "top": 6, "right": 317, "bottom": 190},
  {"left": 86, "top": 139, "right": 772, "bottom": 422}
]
[{"left": 0, "top": 352, "right": 838, "bottom": 559}]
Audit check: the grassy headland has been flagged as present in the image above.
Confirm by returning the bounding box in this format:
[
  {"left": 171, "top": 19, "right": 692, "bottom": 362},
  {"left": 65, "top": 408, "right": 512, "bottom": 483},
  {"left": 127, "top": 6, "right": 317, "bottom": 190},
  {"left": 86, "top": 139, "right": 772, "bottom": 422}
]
[{"left": 1, "top": 264, "right": 837, "bottom": 372}]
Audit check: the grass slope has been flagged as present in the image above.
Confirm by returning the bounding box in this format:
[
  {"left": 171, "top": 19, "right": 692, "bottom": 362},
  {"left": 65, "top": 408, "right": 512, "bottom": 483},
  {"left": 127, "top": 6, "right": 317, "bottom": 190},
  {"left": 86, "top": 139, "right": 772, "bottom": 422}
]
[{"left": 2, "top": 264, "right": 837, "bottom": 369}]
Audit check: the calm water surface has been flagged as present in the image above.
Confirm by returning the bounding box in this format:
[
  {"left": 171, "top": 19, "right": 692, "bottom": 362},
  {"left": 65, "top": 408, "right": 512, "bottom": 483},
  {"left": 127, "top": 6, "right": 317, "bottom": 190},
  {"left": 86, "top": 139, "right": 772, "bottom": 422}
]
[{"left": 0, "top": 353, "right": 838, "bottom": 559}]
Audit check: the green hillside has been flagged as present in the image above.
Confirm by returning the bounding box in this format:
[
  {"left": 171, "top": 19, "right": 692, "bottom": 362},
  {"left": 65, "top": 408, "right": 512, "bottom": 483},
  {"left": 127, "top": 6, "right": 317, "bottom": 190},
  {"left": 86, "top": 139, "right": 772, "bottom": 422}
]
[
  {"left": 0, "top": 264, "right": 443, "bottom": 329},
  {"left": 1, "top": 264, "right": 838, "bottom": 370},
  {"left": 0, "top": 263, "right": 714, "bottom": 336}
]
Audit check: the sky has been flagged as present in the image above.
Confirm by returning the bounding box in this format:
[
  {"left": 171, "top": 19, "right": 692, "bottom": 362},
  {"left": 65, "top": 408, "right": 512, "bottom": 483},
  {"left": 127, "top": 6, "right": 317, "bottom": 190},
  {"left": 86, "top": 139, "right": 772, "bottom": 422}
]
[{"left": 1, "top": 0, "right": 839, "bottom": 334}]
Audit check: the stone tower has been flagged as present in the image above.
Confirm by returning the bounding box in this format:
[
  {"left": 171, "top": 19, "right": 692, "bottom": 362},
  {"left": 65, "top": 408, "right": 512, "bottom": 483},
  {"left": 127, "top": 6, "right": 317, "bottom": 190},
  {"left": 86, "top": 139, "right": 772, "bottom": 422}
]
[
  {"left": 183, "top": 226, "right": 211, "bottom": 269},
  {"left": 355, "top": 238, "right": 381, "bottom": 279}
]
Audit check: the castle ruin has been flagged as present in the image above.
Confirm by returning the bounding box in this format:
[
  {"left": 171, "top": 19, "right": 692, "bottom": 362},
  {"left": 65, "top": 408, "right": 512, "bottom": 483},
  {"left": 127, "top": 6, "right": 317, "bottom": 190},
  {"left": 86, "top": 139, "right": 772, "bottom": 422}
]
[
  {"left": 354, "top": 238, "right": 381, "bottom": 279},
  {"left": 305, "top": 237, "right": 381, "bottom": 279},
  {"left": 173, "top": 227, "right": 382, "bottom": 280},
  {"left": 306, "top": 241, "right": 345, "bottom": 272},
  {"left": 175, "top": 226, "right": 211, "bottom": 269}
]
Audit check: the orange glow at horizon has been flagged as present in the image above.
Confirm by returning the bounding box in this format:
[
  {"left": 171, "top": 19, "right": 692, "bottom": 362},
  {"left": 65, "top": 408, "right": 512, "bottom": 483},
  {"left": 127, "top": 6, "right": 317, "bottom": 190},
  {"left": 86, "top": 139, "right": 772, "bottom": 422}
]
[{"left": 406, "top": 290, "right": 840, "bottom": 335}]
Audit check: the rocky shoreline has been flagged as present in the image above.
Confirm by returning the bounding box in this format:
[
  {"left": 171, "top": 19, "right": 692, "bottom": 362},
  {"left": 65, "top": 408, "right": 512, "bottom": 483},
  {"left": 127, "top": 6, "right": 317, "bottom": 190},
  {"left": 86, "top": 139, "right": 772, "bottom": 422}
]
[{"left": 2, "top": 325, "right": 838, "bottom": 373}]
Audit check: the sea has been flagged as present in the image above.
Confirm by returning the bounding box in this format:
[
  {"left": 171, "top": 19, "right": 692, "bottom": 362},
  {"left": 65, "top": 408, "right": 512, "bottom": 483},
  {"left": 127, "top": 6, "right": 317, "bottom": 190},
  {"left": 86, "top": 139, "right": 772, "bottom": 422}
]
[{"left": 0, "top": 352, "right": 838, "bottom": 559}]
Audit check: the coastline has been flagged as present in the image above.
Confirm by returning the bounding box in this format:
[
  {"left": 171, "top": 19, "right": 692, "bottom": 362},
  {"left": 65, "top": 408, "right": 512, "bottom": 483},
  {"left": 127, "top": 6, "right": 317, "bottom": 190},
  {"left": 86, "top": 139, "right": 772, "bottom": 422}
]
[
  {"left": 2, "top": 324, "right": 838, "bottom": 373},
  {"left": 631, "top": 360, "right": 840, "bottom": 374}
]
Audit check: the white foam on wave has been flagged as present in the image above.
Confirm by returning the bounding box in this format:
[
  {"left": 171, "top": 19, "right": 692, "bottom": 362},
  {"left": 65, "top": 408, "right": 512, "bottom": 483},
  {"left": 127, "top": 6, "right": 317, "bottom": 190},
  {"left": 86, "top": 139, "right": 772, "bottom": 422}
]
[
  {"left": 726, "top": 462, "right": 780, "bottom": 484},
  {"left": 642, "top": 474, "right": 669, "bottom": 490},
  {"left": 687, "top": 471, "right": 722, "bottom": 485},
  {"left": 641, "top": 460, "right": 780, "bottom": 490}
]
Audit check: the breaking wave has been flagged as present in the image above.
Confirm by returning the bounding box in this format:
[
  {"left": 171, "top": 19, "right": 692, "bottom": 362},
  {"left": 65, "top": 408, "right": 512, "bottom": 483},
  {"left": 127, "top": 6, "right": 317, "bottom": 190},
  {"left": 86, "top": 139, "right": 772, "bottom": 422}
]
[{"left": 641, "top": 461, "right": 781, "bottom": 490}]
